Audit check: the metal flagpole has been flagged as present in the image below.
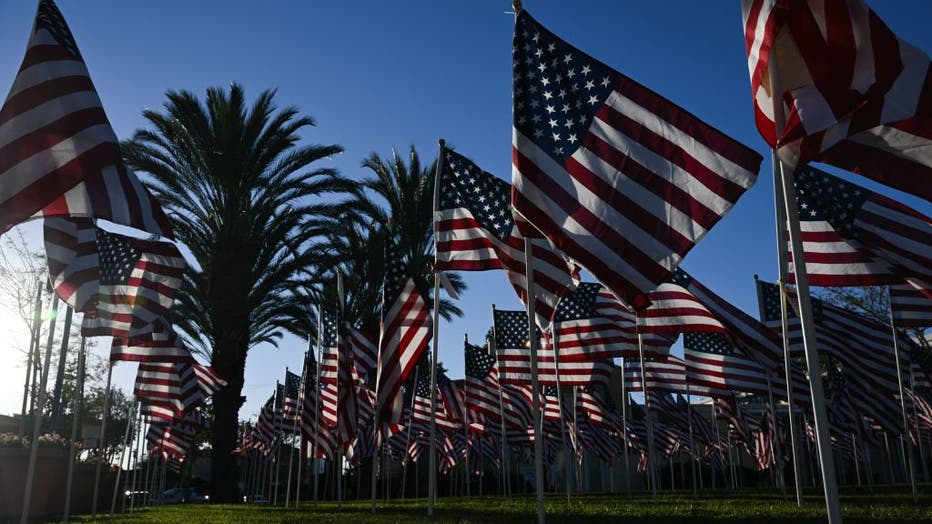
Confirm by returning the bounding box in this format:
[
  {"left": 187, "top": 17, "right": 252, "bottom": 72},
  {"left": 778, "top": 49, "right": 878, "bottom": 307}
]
[
  {"left": 91, "top": 361, "right": 114, "bottom": 516},
  {"left": 685, "top": 382, "right": 698, "bottom": 495},
  {"left": 285, "top": 368, "right": 295, "bottom": 508},
  {"left": 522, "top": 236, "right": 547, "bottom": 524},
  {"left": 620, "top": 358, "right": 631, "bottom": 495},
  {"left": 128, "top": 407, "right": 144, "bottom": 513},
  {"left": 551, "top": 328, "right": 572, "bottom": 503},
  {"left": 488, "top": 325, "right": 513, "bottom": 500},
  {"left": 428, "top": 139, "right": 445, "bottom": 516},
  {"left": 764, "top": 378, "right": 786, "bottom": 495},
  {"left": 63, "top": 336, "right": 86, "bottom": 522},
  {"left": 20, "top": 293, "right": 59, "bottom": 524},
  {"left": 111, "top": 402, "right": 136, "bottom": 514},
  {"left": 273, "top": 384, "right": 283, "bottom": 506},
  {"left": 19, "top": 281, "right": 43, "bottom": 437},
  {"left": 851, "top": 433, "right": 861, "bottom": 487},
  {"left": 50, "top": 306, "right": 73, "bottom": 434},
  {"left": 887, "top": 293, "right": 918, "bottom": 501},
  {"left": 336, "top": 270, "right": 346, "bottom": 510},
  {"left": 769, "top": 57, "right": 841, "bottom": 523},
  {"left": 637, "top": 334, "right": 658, "bottom": 501},
  {"left": 401, "top": 366, "right": 419, "bottom": 501},
  {"left": 909, "top": 365, "right": 930, "bottom": 483},
  {"left": 313, "top": 308, "right": 323, "bottom": 508},
  {"left": 294, "top": 342, "right": 312, "bottom": 508}
]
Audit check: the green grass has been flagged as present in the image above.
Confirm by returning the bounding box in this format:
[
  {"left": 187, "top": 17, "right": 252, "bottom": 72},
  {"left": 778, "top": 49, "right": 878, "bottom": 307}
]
[{"left": 68, "top": 489, "right": 932, "bottom": 523}]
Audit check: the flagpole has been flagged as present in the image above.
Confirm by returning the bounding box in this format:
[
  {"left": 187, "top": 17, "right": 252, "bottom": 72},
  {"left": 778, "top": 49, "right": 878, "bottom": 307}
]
[
  {"left": 620, "top": 359, "right": 631, "bottom": 496},
  {"left": 273, "top": 382, "right": 283, "bottom": 506},
  {"left": 684, "top": 382, "right": 697, "bottom": 495},
  {"left": 636, "top": 335, "right": 658, "bottom": 501},
  {"left": 20, "top": 291, "right": 59, "bottom": 524},
  {"left": 887, "top": 290, "right": 919, "bottom": 501},
  {"left": 294, "top": 345, "right": 311, "bottom": 508},
  {"left": 91, "top": 360, "right": 114, "bottom": 516},
  {"left": 63, "top": 335, "right": 86, "bottom": 522},
  {"left": 401, "top": 365, "right": 419, "bottom": 501},
  {"left": 128, "top": 405, "right": 143, "bottom": 513},
  {"left": 428, "top": 138, "right": 445, "bottom": 516},
  {"left": 522, "top": 236, "right": 547, "bottom": 524},
  {"left": 768, "top": 48, "right": 841, "bottom": 521},
  {"left": 19, "top": 281, "right": 43, "bottom": 437},
  {"left": 284, "top": 366, "right": 296, "bottom": 508},
  {"left": 313, "top": 308, "right": 323, "bottom": 508},
  {"left": 762, "top": 177, "right": 806, "bottom": 505},
  {"left": 909, "top": 365, "right": 930, "bottom": 483},
  {"left": 110, "top": 402, "right": 136, "bottom": 515},
  {"left": 764, "top": 377, "right": 786, "bottom": 495},
  {"left": 488, "top": 324, "right": 513, "bottom": 500},
  {"left": 551, "top": 328, "right": 572, "bottom": 503}
]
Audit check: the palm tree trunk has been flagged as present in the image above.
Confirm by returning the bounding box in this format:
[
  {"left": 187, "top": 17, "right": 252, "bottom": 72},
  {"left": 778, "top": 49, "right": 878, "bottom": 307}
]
[{"left": 210, "top": 345, "right": 247, "bottom": 502}]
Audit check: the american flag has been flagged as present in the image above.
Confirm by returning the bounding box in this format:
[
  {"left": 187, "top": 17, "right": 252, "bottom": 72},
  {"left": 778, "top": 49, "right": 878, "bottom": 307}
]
[
  {"left": 0, "top": 0, "right": 174, "bottom": 236},
  {"left": 44, "top": 217, "right": 185, "bottom": 339},
  {"left": 134, "top": 361, "right": 203, "bottom": 421},
  {"left": 541, "top": 386, "right": 563, "bottom": 423},
  {"left": 623, "top": 355, "right": 689, "bottom": 395},
  {"left": 317, "top": 309, "right": 339, "bottom": 384},
  {"left": 464, "top": 340, "right": 531, "bottom": 429},
  {"left": 891, "top": 282, "right": 932, "bottom": 329},
  {"left": 412, "top": 370, "right": 458, "bottom": 431},
  {"left": 759, "top": 280, "right": 904, "bottom": 433},
  {"left": 788, "top": 165, "right": 931, "bottom": 288},
  {"left": 511, "top": 9, "right": 762, "bottom": 310},
  {"left": 110, "top": 318, "right": 193, "bottom": 363},
  {"left": 146, "top": 420, "right": 197, "bottom": 460},
  {"left": 192, "top": 363, "right": 226, "bottom": 396},
  {"left": 742, "top": 0, "right": 932, "bottom": 201},
  {"left": 255, "top": 385, "right": 284, "bottom": 447},
  {"left": 577, "top": 388, "right": 623, "bottom": 433},
  {"left": 346, "top": 325, "right": 378, "bottom": 378},
  {"left": 714, "top": 393, "right": 753, "bottom": 448},
  {"left": 282, "top": 370, "right": 302, "bottom": 429},
  {"left": 494, "top": 308, "right": 612, "bottom": 386},
  {"left": 373, "top": 236, "right": 431, "bottom": 434},
  {"left": 435, "top": 149, "right": 579, "bottom": 327},
  {"left": 438, "top": 373, "right": 466, "bottom": 425},
  {"left": 552, "top": 282, "right": 654, "bottom": 360},
  {"left": 684, "top": 332, "right": 778, "bottom": 396}
]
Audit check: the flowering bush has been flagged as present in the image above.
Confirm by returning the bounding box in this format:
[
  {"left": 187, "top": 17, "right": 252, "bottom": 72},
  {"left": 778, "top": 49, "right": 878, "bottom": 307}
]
[
  {"left": 0, "top": 432, "right": 26, "bottom": 448},
  {"left": 37, "top": 433, "right": 70, "bottom": 448}
]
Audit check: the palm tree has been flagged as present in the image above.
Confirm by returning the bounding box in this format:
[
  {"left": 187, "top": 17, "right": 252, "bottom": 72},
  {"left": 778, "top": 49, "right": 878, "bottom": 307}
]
[
  {"left": 121, "top": 83, "right": 349, "bottom": 502},
  {"left": 335, "top": 146, "right": 466, "bottom": 320}
]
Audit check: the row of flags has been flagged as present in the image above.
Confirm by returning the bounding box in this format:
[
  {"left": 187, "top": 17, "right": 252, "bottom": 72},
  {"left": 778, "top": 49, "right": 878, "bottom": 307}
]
[{"left": 0, "top": 0, "right": 228, "bottom": 467}]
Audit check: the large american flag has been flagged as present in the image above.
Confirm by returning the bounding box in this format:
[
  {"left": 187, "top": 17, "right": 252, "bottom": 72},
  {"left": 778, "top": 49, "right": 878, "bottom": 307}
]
[
  {"left": 759, "top": 280, "right": 904, "bottom": 433},
  {"left": 0, "top": 1, "right": 173, "bottom": 237},
  {"left": 373, "top": 236, "right": 431, "bottom": 433},
  {"left": 494, "top": 308, "right": 612, "bottom": 386},
  {"left": 436, "top": 149, "right": 579, "bottom": 327},
  {"left": 282, "top": 370, "right": 303, "bottom": 430},
  {"left": 788, "top": 165, "right": 931, "bottom": 288},
  {"left": 44, "top": 217, "right": 185, "bottom": 338},
  {"left": 742, "top": 0, "right": 932, "bottom": 201},
  {"left": 511, "top": 9, "right": 762, "bottom": 310}
]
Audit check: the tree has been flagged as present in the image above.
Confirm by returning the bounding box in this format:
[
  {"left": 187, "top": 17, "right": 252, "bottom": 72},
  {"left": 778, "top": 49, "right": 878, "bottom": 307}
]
[
  {"left": 319, "top": 146, "right": 466, "bottom": 327},
  {"left": 122, "top": 83, "right": 348, "bottom": 502}
]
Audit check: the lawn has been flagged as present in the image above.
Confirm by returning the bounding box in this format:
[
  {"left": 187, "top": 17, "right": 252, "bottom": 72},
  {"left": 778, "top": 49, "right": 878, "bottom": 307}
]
[{"left": 69, "top": 489, "right": 932, "bottom": 523}]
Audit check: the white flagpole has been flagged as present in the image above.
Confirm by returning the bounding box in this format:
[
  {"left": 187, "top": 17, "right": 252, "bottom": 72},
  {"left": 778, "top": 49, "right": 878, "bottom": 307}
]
[
  {"left": 764, "top": 378, "right": 786, "bottom": 494},
  {"left": 63, "top": 336, "right": 86, "bottom": 522},
  {"left": 428, "top": 138, "right": 445, "bottom": 516},
  {"left": 294, "top": 341, "right": 312, "bottom": 508},
  {"left": 21, "top": 294, "right": 59, "bottom": 524},
  {"left": 551, "top": 329, "right": 572, "bottom": 503},
  {"left": 91, "top": 361, "right": 115, "bottom": 516},
  {"left": 313, "top": 308, "right": 323, "bottom": 508},
  {"left": 764, "top": 173, "right": 806, "bottom": 506},
  {"left": 636, "top": 335, "right": 658, "bottom": 501},
  {"left": 620, "top": 358, "right": 631, "bottom": 496},
  {"left": 887, "top": 291, "right": 918, "bottom": 501},
  {"left": 769, "top": 54, "right": 841, "bottom": 522},
  {"left": 284, "top": 367, "right": 296, "bottom": 508},
  {"left": 522, "top": 236, "right": 547, "bottom": 524},
  {"left": 488, "top": 324, "right": 513, "bottom": 500},
  {"left": 110, "top": 402, "right": 136, "bottom": 515},
  {"left": 336, "top": 270, "right": 345, "bottom": 510},
  {"left": 685, "top": 382, "right": 698, "bottom": 495},
  {"left": 401, "top": 365, "right": 419, "bottom": 501}
]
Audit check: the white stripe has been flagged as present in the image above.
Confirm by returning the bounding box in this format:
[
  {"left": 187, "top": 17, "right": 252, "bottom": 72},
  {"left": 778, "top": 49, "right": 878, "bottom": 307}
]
[
  {"left": 8, "top": 59, "right": 91, "bottom": 98},
  {"left": 513, "top": 131, "right": 660, "bottom": 292},
  {"left": 0, "top": 90, "right": 104, "bottom": 149},
  {"left": 0, "top": 124, "right": 113, "bottom": 203}
]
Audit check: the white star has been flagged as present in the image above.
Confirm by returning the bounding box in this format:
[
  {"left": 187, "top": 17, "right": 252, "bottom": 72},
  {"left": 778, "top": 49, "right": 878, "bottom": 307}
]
[
  {"left": 547, "top": 43, "right": 556, "bottom": 52},
  {"left": 549, "top": 118, "right": 558, "bottom": 128},
  {"left": 585, "top": 80, "right": 595, "bottom": 90},
  {"left": 588, "top": 95, "right": 599, "bottom": 105},
  {"left": 543, "top": 91, "right": 553, "bottom": 100},
  {"left": 563, "top": 53, "right": 572, "bottom": 63},
  {"left": 581, "top": 65, "right": 591, "bottom": 75},
  {"left": 545, "top": 105, "right": 556, "bottom": 114},
  {"left": 541, "top": 77, "right": 551, "bottom": 86},
  {"left": 567, "top": 68, "right": 576, "bottom": 79},
  {"left": 600, "top": 76, "right": 611, "bottom": 87},
  {"left": 552, "top": 132, "right": 561, "bottom": 141}
]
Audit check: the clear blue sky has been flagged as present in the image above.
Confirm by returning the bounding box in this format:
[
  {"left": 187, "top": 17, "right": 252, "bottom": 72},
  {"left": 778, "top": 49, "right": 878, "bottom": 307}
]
[{"left": 0, "top": 1, "right": 929, "bottom": 419}]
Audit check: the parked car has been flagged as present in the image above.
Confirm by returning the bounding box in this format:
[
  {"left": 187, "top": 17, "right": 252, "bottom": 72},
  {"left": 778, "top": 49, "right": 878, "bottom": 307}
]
[
  {"left": 161, "top": 487, "right": 209, "bottom": 504},
  {"left": 123, "top": 491, "right": 150, "bottom": 506},
  {"left": 244, "top": 493, "right": 269, "bottom": 504}
]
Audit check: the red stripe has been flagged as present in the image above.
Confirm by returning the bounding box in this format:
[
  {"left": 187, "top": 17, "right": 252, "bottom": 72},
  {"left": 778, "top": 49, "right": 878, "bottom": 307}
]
[
  {"left": 17, "top": 45, "right": 84, "bottom": 76},
  {"left": 0, "top": 107, "right": 109, "bottom": 175},
  {"left": 513, "top": 148, "right": 658, "bottom": 308}
]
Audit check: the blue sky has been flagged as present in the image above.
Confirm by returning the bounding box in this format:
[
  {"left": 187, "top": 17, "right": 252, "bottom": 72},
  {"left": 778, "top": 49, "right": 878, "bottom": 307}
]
[{"left": 0, "top": 1, "right": 929, "bottom": 419}]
